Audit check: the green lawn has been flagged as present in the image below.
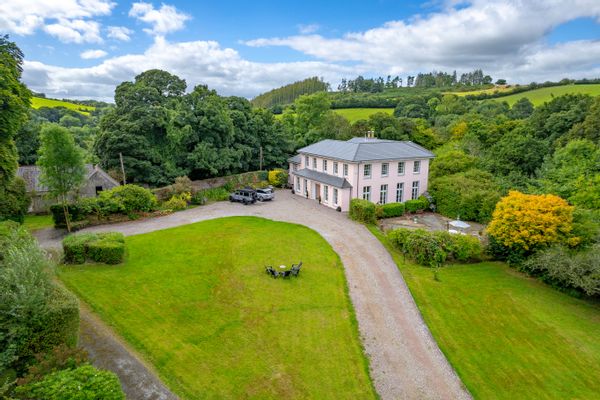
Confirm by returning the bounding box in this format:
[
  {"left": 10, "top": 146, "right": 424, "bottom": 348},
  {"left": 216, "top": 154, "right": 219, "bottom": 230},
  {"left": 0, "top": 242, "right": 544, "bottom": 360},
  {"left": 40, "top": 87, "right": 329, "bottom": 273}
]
[
  {"left": 371, "top": 227, "right": 600, "bottom": 400},
  {"left": 59, "top": 217, "right": 375, "bottom": 400},
  {"left": 491, "top": 84, "right": 600, "bottom": 106},
  {"left": 31, "top": 96, "right": 95, "bottom": 115},
  {"left": 23, "top": 214, "right": 54, "bottom": 232},
  {"left": 333, "top": 107, "right": 394, "bottom": 123}
]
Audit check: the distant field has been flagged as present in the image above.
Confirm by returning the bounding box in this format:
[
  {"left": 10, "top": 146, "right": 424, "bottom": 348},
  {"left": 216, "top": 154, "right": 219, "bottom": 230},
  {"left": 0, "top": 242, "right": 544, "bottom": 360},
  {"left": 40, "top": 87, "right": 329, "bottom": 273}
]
[
  {"left": 31, "top": 96, "right": 95, "bottom": 115},
  {"left": 490, "top": 84, "right": 600, "bottom": 106},
  {"left": 274, "top": 108, "right": 394, "bottom": 123},
  {"left": 333, "top": 108, "right": 394, "bottom": 123}
]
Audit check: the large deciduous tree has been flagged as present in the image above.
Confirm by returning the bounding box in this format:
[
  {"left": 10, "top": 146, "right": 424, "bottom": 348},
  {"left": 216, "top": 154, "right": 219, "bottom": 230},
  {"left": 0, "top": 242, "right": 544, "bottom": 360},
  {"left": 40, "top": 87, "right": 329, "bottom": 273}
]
[
  {"left": 37, "top": 125, "right": 86, "bottom": 232},
  {"left": 0, "top": 35, "right": 32, "bottom": 223}
]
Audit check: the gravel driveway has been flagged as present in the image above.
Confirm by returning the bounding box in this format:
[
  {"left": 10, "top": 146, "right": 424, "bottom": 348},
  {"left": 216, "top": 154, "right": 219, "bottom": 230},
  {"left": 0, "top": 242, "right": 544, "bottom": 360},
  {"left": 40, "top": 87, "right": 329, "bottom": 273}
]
[{"left": 39, "top": 190, "right": 470, "bottom": 400}]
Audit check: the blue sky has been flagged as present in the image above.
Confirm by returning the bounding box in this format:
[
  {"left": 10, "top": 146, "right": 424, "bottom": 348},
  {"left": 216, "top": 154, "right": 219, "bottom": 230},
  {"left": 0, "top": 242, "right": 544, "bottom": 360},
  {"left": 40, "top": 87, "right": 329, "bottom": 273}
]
[{"left": 2, "top": 0, "right": 600, "bottom": 101}]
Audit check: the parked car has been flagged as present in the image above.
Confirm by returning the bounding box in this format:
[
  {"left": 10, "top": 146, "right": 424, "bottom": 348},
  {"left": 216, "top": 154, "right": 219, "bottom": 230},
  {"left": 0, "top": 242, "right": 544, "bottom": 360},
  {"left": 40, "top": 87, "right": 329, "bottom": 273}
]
[
  {"left": 256, "top": 187, "right": 274, "bottom": 201},
  {"left": 229, "top": 189, "right": 256, "bottom": 205}
]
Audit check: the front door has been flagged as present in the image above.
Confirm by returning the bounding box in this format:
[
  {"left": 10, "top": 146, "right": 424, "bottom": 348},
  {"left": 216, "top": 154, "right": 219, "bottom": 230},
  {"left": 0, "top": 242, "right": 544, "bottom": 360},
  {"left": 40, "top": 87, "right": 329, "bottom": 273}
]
[{"left": 315, "top": 183, "right": 321, "bottom": 201}]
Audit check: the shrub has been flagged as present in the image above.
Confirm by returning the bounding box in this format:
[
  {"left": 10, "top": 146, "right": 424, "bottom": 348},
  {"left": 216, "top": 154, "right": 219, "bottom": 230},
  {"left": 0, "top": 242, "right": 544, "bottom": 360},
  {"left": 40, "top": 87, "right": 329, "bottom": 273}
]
[
  {"left": 405, "top": 196, "right": 429, "bottom": 213},
  {"left": 87, "top": 239, "right": 125, "bottom": 265},
  {"left": 487, "top": 191, "right": 574, "bottom": 259},
  {"left": 15, "top": 364, "right": 125, "bottom": 400},
  {"left": 268, "top": 169, "right": 288, "bottom": 188},
  {"left": 168, "top": 176, "right": 193, "bottom": 197},
  {"left": 523, "top": 244, "right": 600, "bottom": 297},
  {"left": 62, "top": 232, "right": 125, "bottom": 265},
  {"left": 17, "top": 345, "right": 88, "bottom": 386},
  {"left": 448, "top": 233, "right": 483, "bottom": 262},
  {"left": 349, "top": 199, "right": 377, "bottom": 224},
  {"left": 380, "top": 202, "right": 405, "bottom": 218},
  {"left": 0, "top": 224, "right": 79, "bottom": 374},
  {"left": 0, "top": 177, "right": 30, "bottom": 224},
  {"left": 388, "top": 227, "right": 483, "bottom": 267},
  {"left": 63, "top": 233, "right": 97, "bottom": 264},
  {"left": 98, "top": 184, "right": 157, "bottom": 214},
  {"left": 50, "top": 204, "right": 87, "bottom": 229},
  {"left": 162, "top": 192, "right": 191, "bottom": 211}
]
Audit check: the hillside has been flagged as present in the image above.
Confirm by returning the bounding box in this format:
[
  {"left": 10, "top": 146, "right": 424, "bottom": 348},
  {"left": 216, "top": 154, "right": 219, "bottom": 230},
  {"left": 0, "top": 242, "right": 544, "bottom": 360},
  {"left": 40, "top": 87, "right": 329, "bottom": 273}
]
[
  {"left": 489, "top": 84, "right": 600, "bottom": 106},
  {"left": 333, "top": 108, "right": 394, "bottom": 123},
  {"left": 31, "top": 96, "right": 95, "bottom": 115},
  {"left": 251, "top": 77, "right": 328, "bottom": 108}
]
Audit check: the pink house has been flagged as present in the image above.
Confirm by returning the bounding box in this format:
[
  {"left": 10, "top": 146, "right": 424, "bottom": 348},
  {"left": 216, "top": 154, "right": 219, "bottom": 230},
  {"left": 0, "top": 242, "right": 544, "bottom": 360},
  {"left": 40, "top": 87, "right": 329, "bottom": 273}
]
[{"left": 288, "top": 137, "right": 435, "bottom": 212}]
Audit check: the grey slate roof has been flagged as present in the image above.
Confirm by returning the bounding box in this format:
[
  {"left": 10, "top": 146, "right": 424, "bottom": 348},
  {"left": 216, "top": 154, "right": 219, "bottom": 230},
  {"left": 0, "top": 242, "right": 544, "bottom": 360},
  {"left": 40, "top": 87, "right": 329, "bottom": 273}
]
[
  {"left": 293, "top": 168, "right": 352, "bottom": 189},
  {"left": 287, "top": 154, "right": 302, "bottom": 164},
  {"left": 298, "top": 137, "right": 435, "bottom": 162},
  {"left": 17, "top": 164, "right": 119, "bottom": 193}
]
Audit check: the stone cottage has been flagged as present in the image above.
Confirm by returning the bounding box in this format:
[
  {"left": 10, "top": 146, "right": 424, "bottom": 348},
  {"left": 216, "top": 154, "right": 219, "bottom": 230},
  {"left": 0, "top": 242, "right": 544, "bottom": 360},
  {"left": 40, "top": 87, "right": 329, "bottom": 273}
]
[{"left": 17, "top": 164, "right": 120, "bottom": 213}]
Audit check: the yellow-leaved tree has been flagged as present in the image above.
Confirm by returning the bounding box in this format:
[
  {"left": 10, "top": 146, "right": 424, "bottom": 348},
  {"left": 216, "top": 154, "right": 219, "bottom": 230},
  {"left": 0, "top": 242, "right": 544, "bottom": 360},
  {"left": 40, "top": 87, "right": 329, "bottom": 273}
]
[{"left": 487, "top": 191, "right": 574, "bottom": 254}]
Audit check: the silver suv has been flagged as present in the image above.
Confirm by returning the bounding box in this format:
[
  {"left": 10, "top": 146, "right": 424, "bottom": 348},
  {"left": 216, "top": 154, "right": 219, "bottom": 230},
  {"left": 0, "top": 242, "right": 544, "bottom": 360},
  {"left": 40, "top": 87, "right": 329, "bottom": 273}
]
[
  {"left": 229, "top": 189, "right": 257, "bottom": 205},
  {"left": 256, "top": 187, "right": 274, "bottom": 201}
]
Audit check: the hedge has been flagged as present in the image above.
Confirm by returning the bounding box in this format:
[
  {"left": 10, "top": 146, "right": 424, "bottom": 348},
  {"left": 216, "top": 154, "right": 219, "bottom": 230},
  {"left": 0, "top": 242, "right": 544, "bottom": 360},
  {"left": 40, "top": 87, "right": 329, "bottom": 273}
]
[
  {"left": 349, "top": 199, "right": 377, "bottom": 224},
  {"left": 63, "top": 232, "right": 125, "bottom": 265},
  {"left": 388, "top": 228, "right": 482, "bottom": 267},
  {"left": 380, "top": 202, "right": 405, "bottom": 218},
  {"left": 404, "top": 196, "right": 430, "bottom": 213}
]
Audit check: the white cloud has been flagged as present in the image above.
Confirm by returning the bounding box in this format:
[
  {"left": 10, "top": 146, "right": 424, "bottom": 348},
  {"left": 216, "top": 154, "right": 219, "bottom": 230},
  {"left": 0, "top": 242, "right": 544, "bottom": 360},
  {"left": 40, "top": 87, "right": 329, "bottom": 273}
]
[
  {"left": 129, "top": 2, "right": 190, "bottom": 36},
  {"left": 0, "top": 0, "right": 114, "bottom": 36},
  {"left": 44, "top": 19, "right": 103, "bottom": 43},
  {"left": 298, "top": 23, "right": 319, "bottom": 34},
  {"left": 80, "top": 49, "right": 108, "bottom": 59},
  {"left": 245, "top": 0, "right": 600, "bottom": 77},
  {"left": 107, "top": 26, "right": 133, "bottom": 41},
  {"left": 22, "top": 37, "right": 356, "bottom": 101}
]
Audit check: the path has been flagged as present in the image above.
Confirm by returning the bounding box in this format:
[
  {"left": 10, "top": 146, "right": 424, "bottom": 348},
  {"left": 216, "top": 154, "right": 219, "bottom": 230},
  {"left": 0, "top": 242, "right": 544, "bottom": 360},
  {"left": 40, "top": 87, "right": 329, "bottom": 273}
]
[{"left": 39, "top": 190, "right": 470, "bottom": 400}]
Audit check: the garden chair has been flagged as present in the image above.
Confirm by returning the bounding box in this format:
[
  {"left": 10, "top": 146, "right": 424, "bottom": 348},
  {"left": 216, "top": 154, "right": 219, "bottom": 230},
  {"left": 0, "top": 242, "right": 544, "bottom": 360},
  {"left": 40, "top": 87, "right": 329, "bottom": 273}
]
[
  {"left": 281, "top": 269, "right": 292, "bottom": 279},
  {"left": 265, "top": 266, "right": 278, "bottom": 278},
  {"left": 291, "top": 261, "right": 302, "bottom": 277}
]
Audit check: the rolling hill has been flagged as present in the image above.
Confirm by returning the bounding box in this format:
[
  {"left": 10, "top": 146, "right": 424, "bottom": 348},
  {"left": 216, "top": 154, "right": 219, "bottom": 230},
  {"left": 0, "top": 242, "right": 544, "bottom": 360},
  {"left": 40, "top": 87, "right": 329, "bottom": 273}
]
[
  {"left": 333, "top": 108, "right": 394, "bottom": 123},
  {"left": 31, "top": 96, "right": 95, "bottom": 115},
  {"left": 489, "top": 84, "right": 600, "bottom": 106}
]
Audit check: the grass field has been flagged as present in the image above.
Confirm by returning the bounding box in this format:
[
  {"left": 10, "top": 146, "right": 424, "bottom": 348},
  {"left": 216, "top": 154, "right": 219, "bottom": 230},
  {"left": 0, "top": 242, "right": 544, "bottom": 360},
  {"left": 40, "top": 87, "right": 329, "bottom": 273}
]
[
  {"left": 23, "top": 214, "right": 53, "bottom": 232},
  {"left": 333, "top": 107, "right": 394, "bottom": 123},
  {"left": 448, "top": 86, "right": 513, "bottom": 97},
  {"left": 492, "top": 84, "right": 600, "bottom": 106},
  {"left": 370, "top": 227, "right": 600, "bottom": 399},
  {"left": 31, "top": 96, "right": 95, "bottom": 115},
  {"left": 59, "top": 217, "right": 375, "bottom": 400}
]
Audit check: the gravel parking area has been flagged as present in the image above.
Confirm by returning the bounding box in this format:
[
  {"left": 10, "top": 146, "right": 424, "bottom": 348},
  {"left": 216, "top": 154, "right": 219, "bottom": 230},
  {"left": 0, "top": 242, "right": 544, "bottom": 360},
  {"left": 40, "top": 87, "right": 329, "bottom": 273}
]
[{"left": 39, "top": 190, "right": 470, "bottom": 400}]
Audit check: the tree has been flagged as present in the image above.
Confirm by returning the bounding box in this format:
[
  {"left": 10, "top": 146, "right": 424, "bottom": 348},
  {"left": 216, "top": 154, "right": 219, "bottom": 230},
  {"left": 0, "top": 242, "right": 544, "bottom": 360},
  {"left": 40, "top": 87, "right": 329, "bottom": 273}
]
[
  {"left": 429, "top": 169, "right": 502, "bottom": 223},
  {"left": 509, "top": 98, "right": 534, "bottom": 119},
  {"left": 487, "top": 191, "right": 574, "bottom": 257},
  {"left": 539, "top": 139, "right": 600, "bottom": 209},
  {"left": 37, "top": 125, "right": 86, "bottom": 232},
  {"left": 495, "top": 79, "right": 507, "bottom": 85},
  {"left": 0, "top": 35, "right": 31, "bottom": 223}
]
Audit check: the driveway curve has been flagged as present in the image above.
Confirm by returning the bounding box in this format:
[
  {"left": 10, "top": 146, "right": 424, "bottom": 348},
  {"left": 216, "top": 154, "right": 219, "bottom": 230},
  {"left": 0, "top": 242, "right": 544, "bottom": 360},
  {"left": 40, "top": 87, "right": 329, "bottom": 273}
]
[{"left": 41, "top": 190, "right": 470, "bottom": 400}]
